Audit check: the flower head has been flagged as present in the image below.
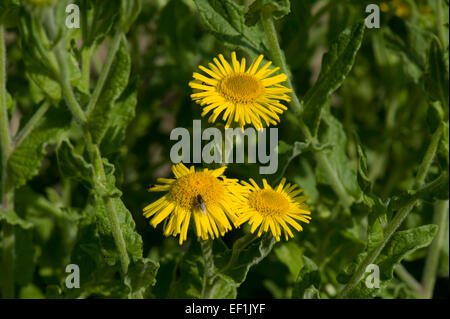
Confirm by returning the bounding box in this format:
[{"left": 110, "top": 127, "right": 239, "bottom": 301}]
[
  {"left": 237, "top": 178, "right": 311, "bottom": 241},
  {"left": 143, "top": 163, "right": 245, "bottom": 244},
  {"left": 189, "top": 52, "right": 292, "bottom": 130}
]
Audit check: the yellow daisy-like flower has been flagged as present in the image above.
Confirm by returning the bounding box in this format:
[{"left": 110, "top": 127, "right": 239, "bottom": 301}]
[
  {"left": 189, "top": 52, "right": 292, "bottom": 130},
  {"left": 237, "top": 178, "right": 311, "bottom": 241},
  {"left": 143, "top": 163, "right": 245, "bottom": 244}
]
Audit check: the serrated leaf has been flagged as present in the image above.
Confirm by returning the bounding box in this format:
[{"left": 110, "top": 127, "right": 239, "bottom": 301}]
[
  {"left": 169, "top": 241, "right": 238, "bottom": 298},
  {"left": 302, "top": 22, "right": 365, "bottom": 134},
  {"left": 388, "top": 174, "right": 450, "bottom": 212},
  {"left": 193, "top": 0, "right": 266, "bottom": 55},
  {"left": 216, "top": 234, "right": 276, "bottom": 285},
  {"left": 292, "top": 256, "right": 321, "bottom": 299},
  {"left": 87, "top": 36, "right": 131, "bottom": 143},
  {"left": 83, "top": 0, "right": 121, "bottom": 47},
  {"left": 93, "top": 196, "right": 143, "bottom": 265},
  {"left": 0, "top": 210, "right": 33, "bottom": 229},
  {"left": 125, "top": 257, "right": 159, "bottom": 298},
  {"left": 56, "top": 139, "right": 95, "bottom": 188},
  {"left": 316, "top": 109, "right": 361, "bottom": 200},
  {"left": 7, "top": 104, "right": 71, "bottom": 188},
  {"left": 245, "top": 0, "right": 290, "bottom": 26},
  {"left": 274, "top": 241, "right": 304, "bottom": 279},
  {"left": 341, "top": 225, "right": 438, "bottom": 298},
  {"left": 270, "top": 140, "right": 310, "bottom": 184},
  {"left": 100, "top": 79, "right": 138, "bottom": 155},
  {"left": 120, "top": 0, "right": 141, "bottom": 33}
]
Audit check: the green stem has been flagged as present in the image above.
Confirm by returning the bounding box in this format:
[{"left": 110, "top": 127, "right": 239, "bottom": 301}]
[
  {"left": 221, "top": 233, "right": 257, "bottom": 274},
  {"left": 86, "top": 32, "right": 122, "bottom": 116},
  {"left": 44, "top": 12, "right": 130, "bottom": 276},
  {"left": 81, "top": 47, "right": 92, "bottom": 93},
  {"left": 435, "top": 0, "right": 447, "bottom": 48},
  {"left": 200, "top": 239, "right": 215, "bottom": 299},
  {"left": 337, "top": 125, "right": 444, "bottom": 298},
  {"left": 12, "top": 101, "right": 51, "bottom": 150},
  {"left": 260, "top": 12, "right": 353, "bottom": 208},
  {"left": 415, "top": 124, "right": 444, "bottom": 187},
  {"left": 421, "top": 200, "right": 449, "bottom": 298},
  {"left": 43, "top": 10, "right": 86, "bottom": 125},
  {"left": 85, "top": 132, "right": 130, "bottom": 274},
  {"left": 394, "top": 264, "right": 424, "bottom": 298},
  {"left": 0, "top": 25, "right": 15, "bottom": 299}
]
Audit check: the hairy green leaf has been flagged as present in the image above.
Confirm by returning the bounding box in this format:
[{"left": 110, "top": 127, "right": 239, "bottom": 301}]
[
  {"left": 7, "top": 104, "right": 71, "bottom": 188},
  {"left": 302, "top": 22, "right": 365, "bottom": 134},
  {"left": 245, "top": 0, "right": 290, "bottom": 26},
  {"left": 87, "top": 36, "right": 131, "bottom": 143},
  {"left": 193, "top": 0, "right": 266, "bottom": 55},
  {"left": 292, "top": 256, "right": 321, "bottom": 299}
]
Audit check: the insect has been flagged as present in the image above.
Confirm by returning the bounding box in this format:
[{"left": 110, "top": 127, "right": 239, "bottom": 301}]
[
  {"left": 197, "top": 195, "right": 207, "bottom": 215},
  {"left": 146, "top": 184, "right": 155, "bottom": 190}
]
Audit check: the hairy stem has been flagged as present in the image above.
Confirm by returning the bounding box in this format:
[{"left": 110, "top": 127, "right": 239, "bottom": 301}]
[
  {"left": 421, "top": 200, "right": 449, "bottom": 298},
  {"left": 338, "top": 125, "right": 444, "bottom": 298},
  {"left": 260, "top": 12, "right": 353, "bottom": 208},
  {"left": 0, "top": 25, "right": 15, "bottom": 299},
  {"left": 86, "top": 32, "right": 122, "bottom": 116},
  {"left": 200, "top": 239, "right": 215, "bottom": 299},
  {"left": 12, "top": 101, "right": 51, "bottom": 150},
  {"left": 221, "top": 233, "right": 257, "bottom": 274},
  {"left": 85, "top": 132, "right": 130, "bottom": 274},
  {"left": 44, "top": 13, "right": 130, "bottom": 275}
]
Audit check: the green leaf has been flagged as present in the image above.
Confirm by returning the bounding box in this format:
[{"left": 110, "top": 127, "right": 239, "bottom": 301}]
[
  {"left": 56, "top": 139, "right": 95, "bottom": 189},
  {"left": 216, "top": 234, "right": 276, "bottom": 285},
  {"left": 7, "top": 104, "right": 71, "bottom": 188},
  {"left": 100, "top": 79, "right": 138, "bottom": 155},
  {"left": 245, "top": 0, "right": 291, "bottom": 26},
  {"left": 87, "top": 36, "right": 131, "bottom": 143},
  {"left": 0, "top": 210, "right": 33, "bottom": 229},
  {"left": 193, "top": 0, "right": 266, "bottom": 55},
  {"left": 388, "top": 174, "right": 450, "bottom": 212},
  {"left": 270, "top": 140, "right": 310, "bottom": 184},
  {"left": 302, "top": 22, "right": 365, "bottom": 134},
  {"left": 124, "top": 257, "right": 159, "bottom": 298},
  {"left": 169, "top": 241, "right": 238, "bottom": 298},
  {"left": 292, "top": 256, "right": 321, "bottom": 299},
  {"left": 120, "top": 0, "right": 142, "bottom": 33},
  {"left": 274, "top": 241, "right": 304, "bottom": 279},
  {"left": 316, "top": 109, "right": 361, "bottom": 199},
  {"left": 341, "top": 225, "right": 438, "bottom": 298},
  {"left": 83, "top": 0, "right": 121, "bottom": 47},
  {"left": 422, "top": 37, "right": 449, "bottom": 110},
  {"left": 93, "top": 196, "right": 143, "bottom": 264}
]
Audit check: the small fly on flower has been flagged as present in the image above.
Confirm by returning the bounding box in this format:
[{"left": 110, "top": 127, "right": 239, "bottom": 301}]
[{"left": 197, "top": 194, "right": 207, "bottom": 215}]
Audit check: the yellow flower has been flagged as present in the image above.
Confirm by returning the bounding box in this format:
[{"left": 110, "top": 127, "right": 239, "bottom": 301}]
[
  {"left": 143, "top": 163, "right": 245, "bottom": 244},
  {"left": 189, "top": 52, "right": 292, "bottom": 131},
  {"left": 237, "top": 178, "right": 311, "bottom": 241}
]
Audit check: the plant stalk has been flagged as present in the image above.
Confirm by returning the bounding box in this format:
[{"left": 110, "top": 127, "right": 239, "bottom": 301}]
[
  {"left": 421, "top": 200, "right": 449, "bottom": 298},
  {"left": 0, "top": 24, "right": 15, "bottom": 299},
  {"left": 200, "top": 239, "right": 216, "bottom": 299},
  {"left": 12, "top": 101, "right": 51, "bottom": 150},
  {"left": 85, "top": 32, "right": 122, "bottom": 116},
  {"left": 260, "top": 12, "right": 354, "bottom": 208},
  {"left": 337, "top": 124, "right": 444, "bottom": 298}
]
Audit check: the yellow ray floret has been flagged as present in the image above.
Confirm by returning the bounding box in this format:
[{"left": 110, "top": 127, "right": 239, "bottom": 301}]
[
  {"left": 189, "top": 52, "right": 292, "bottom": 131},
  {"left": 143, "top": 163, "right": 246, "bottom": 244},
  {"left": 237, "top": 178, "right": 311, "bottom": 241}
]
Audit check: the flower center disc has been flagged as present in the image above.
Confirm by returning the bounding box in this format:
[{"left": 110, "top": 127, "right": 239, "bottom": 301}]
[
  {"left": 249, "top": 189, "right": 290, "bottom": 217},
  {"left": 169, "top": 172, "right": 225, "bottom": 210},
  {"left": 219, "top": 73, "right": 263, "bottom": 103}
]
